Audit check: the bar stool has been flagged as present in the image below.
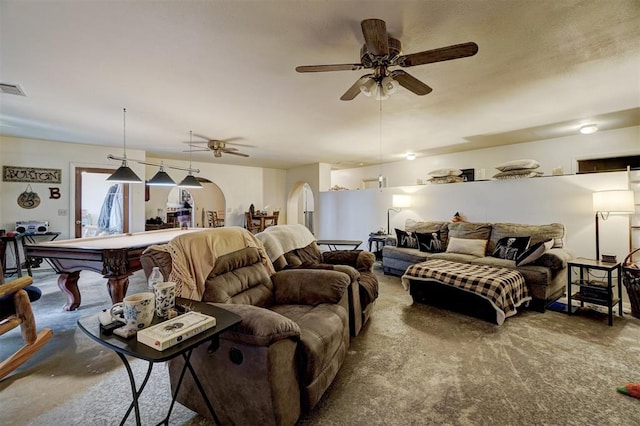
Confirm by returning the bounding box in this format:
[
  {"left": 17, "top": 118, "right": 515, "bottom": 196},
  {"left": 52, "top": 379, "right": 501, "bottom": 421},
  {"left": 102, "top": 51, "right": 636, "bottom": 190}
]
[{"left": 0, "top": 234, "right": 32, "bottom": 283}]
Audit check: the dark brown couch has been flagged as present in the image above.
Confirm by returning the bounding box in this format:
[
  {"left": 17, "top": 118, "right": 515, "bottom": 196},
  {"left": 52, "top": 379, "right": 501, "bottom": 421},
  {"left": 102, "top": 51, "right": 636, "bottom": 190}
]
[{"left": 141, "top": 240, "right": 350, "bottom": 425}]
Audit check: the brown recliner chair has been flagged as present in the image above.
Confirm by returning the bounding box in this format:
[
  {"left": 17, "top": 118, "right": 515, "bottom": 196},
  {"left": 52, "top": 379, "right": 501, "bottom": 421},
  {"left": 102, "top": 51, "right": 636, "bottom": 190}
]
[
  {"left": 257, "top": 224, "right": 379, "bottom": 337},
  {"left": 141, "top": 239, "right": 350, "bottom": 426}
]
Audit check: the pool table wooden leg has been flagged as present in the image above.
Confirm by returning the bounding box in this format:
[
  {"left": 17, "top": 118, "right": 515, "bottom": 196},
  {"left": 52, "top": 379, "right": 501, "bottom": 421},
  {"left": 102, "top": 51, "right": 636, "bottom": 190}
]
[
  {"left": 106, "top": 275, "right": 130, "bottom": 305},
  {"left": 58, "top": 271, "right": 81, "bottom": 311}
]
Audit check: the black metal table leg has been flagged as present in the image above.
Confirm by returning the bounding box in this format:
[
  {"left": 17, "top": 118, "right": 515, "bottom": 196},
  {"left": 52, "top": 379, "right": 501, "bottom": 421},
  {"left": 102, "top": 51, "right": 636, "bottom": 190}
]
[{"left": 116, "top": 352, "right": 154, "bottom": 426}]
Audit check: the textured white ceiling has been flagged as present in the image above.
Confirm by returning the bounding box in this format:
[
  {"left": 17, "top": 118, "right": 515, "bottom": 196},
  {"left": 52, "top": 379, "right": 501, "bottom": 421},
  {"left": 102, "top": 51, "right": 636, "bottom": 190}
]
[{"left": 1, "top": 1, "right": 639, "bottom": 169}]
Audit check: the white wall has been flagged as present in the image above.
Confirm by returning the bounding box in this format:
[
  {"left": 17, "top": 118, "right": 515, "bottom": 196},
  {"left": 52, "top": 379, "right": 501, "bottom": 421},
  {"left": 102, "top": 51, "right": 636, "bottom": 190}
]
[
  {"left": 1, "top": 135, "right": 146, "bottom": 238},
  {"left": 319, "top": 171, "right": 632, "bottom": 262},
  {"left": 331, "top": 126, "right": 640, "bottom": 190}
]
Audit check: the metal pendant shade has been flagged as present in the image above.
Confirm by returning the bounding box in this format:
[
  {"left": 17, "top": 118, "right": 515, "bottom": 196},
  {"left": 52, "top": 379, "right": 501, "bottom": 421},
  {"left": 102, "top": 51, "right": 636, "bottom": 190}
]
[
  {"left": 147, "top": 166, "right": 176, "bottom": 186},
  {"left": 178, "top": 173, "right": 202, "bottom": 188},
  {"left": 107, "top": 160, "right": 142, "bottom": 183}
]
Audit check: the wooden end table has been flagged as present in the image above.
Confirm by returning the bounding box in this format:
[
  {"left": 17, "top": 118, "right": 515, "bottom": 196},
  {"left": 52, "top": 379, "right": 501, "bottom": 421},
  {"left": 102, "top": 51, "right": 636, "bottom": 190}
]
[{"left": 77, "top": 298, "right": 241, "bottom": 425}]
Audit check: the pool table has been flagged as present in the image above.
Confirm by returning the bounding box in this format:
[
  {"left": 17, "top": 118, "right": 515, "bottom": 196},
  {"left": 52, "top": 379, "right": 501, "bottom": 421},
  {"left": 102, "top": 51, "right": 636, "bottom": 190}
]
[{"left": 25, "top": 228, "right": 203, "bottom": 311}]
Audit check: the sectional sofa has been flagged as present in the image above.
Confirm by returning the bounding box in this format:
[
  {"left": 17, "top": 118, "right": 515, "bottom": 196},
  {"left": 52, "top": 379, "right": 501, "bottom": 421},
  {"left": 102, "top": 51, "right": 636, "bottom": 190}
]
[{"left": 382, "top": 220, "right": 575, "bottom": 311}]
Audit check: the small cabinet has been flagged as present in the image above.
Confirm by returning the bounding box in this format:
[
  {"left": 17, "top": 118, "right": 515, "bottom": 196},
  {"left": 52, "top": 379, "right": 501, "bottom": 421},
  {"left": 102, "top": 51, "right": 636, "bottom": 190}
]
[{"left": 567, "top": 257, "right": 622, "bottom": 326}]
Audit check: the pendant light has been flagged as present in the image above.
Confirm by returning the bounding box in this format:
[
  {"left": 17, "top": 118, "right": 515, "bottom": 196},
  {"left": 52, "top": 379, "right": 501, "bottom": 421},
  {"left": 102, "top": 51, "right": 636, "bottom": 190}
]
[
  {"left": 147, "top": 162, "right": 176, "bottom": 186},
  {"left": 178, "top": 130, "right": 203, "bottom": 188},
  {"left": 107, "top": 108, "right": 143, "bottom": 183}
]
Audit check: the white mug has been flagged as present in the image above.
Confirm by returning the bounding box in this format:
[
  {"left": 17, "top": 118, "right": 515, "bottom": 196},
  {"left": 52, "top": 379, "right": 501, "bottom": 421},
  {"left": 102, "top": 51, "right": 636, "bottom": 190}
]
[
  {"left": 153, "top": 281, "right": 176, "bottom": 318},
  {"left": 110, "top": 292, "right": 155, "bottom": 330}
]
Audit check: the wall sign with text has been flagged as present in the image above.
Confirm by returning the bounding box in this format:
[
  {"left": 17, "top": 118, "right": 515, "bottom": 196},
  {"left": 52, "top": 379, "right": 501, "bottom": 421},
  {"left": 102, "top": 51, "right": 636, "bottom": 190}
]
[{"left": 3, "top": 166, "right": 62, "bottom": 183}]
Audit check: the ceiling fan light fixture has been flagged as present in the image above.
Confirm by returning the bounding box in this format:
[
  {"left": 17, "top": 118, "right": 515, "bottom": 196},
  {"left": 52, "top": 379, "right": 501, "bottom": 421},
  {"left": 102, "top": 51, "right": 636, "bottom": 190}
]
[
  {"left": 580, "top": 124, "right": 598, "bottom": 134},
  {"left": 359, "top": 78, "right": 377, "bottom": 97},
  {"left": 147, "top": 164, "right": 176, "bottom": 186},
  {"left": 381, "top": 76, "right": 398, "bottom": 95},
  {"left": 406, "top": 153, "right": 416, "bottom": 161}
]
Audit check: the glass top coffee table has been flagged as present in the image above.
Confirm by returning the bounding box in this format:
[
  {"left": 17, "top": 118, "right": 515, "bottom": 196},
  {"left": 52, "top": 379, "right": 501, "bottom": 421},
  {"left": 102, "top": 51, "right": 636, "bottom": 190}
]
[{"left": 77, "top": 297, "right": 241, "bottom": 426}]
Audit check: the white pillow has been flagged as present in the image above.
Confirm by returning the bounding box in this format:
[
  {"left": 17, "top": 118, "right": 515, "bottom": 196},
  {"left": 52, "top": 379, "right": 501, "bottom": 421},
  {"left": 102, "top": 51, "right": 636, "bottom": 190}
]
[
  {"left": 495, "top": 159, "right": 540, "bottom": 172},
  {"left": 446, "top": 237, "right": 488, "bottom": 257},
  {"left": 428, "top": 168, "right": 463, "bottom": 178}
]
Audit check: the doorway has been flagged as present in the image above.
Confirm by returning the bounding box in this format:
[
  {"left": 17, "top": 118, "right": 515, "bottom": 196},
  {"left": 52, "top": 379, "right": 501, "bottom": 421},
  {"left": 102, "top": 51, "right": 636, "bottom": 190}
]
[
  {"left": 74, "top": 167, "right": 129, "bottom": 238},
  {"left": 287, "top": 182, "right": 315, "bottom": 233}
]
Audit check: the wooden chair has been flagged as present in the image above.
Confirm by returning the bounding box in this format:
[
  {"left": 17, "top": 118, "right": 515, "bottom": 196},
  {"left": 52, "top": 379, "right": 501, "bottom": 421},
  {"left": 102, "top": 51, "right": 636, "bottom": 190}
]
[
  {"left": 264, "top": 211, "right": 280, "bottom": 229},
  {"left": 0, "top": 270, "right": 53, "bottom": 380},
  {"left": 215, "top": 210, "right": 225, "bottom": 227},
  {"left": 245, "top": 212, "right": 261, "bottom": 233},
  {"left": 205, "top": 210, "right": 216, "bottom": 228}
]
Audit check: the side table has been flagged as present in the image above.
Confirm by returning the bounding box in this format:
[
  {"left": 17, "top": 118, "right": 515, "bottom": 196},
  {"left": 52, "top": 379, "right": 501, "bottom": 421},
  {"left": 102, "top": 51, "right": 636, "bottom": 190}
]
[
  {"left": 77, "top": 298, "right": 241, "bottom": 425},
  {"left": 368, "top": 233, "right": 393, "bottom": 261},
  {"left": 567, "top": 258, "right": 622, "bottom": 326}
]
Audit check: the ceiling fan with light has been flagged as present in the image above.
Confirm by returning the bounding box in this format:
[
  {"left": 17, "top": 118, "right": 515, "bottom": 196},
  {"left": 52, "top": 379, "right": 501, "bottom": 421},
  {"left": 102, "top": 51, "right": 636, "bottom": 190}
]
[
  {"left": 295, "top": 18, "right": 478, "bottom": 100},
  {"left": 186, "top": 134, "right": 250, "bottom": 158}
]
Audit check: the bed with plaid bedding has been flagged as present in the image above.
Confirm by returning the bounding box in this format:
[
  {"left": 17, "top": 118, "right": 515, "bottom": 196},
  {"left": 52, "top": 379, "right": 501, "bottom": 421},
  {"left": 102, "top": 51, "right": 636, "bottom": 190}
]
[{"left": 401, "top": 259, "right": 531, "bottom": 325}]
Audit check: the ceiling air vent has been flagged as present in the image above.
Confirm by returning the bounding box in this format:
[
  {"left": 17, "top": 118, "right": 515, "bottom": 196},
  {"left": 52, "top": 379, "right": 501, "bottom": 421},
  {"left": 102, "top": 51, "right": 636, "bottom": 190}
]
[{"left": 0, "top": 83, "right": 26, "bottom": 96}]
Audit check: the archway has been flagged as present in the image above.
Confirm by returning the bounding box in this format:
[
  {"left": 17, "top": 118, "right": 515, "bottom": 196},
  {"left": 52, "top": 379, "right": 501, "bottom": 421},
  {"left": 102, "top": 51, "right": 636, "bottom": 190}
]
[
  {"left": 287, "top": 182, "right": 315, "bottom": 233},
  {"left": 145, "top": 178, "right": 225, "bottom": 228}
]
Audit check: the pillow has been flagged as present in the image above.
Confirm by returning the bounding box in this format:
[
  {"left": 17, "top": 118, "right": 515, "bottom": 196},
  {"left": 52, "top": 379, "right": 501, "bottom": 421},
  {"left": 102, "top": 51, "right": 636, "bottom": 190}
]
[
  {"left": 515, "top": 239, "right": 554, "bottom": 266},
  {"left": 493, "top": 169, "right": 543, "bottom": 180},
  {"left": 491, "top": 236, "right": 531, "bottom": 261},
  {"left": 415, "top": 231, "right": 443, "bottom": 253},
  {"left": 445, "top": 237, "right": 487, "bottom": 257},
  {"left": 395, "top": 228, "right": 418, "bottom": 249},
  {"left": 495, "top": 159, "right": 541, "bottom": 172},
  {"left": 428, "top": 168, "right": 463, "bottom": 178}
]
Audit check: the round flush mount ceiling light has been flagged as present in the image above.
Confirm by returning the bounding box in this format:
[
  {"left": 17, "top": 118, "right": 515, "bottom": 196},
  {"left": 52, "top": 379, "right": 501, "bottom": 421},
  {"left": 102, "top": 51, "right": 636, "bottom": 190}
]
[
  {"left": 406, "top": 153, "right": 416, "bottom": 160},
  {"left": 579, "top": 124, "right": 598, "bottom": 134}
]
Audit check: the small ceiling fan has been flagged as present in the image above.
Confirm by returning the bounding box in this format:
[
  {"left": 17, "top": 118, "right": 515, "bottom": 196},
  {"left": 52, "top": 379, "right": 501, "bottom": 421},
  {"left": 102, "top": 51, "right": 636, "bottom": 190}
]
[
  {"left": 295, "top": 18, "right": 478, "bottom": 100},
  {"left": 186, "top": 134, "right": 250, "bottom": 158}
]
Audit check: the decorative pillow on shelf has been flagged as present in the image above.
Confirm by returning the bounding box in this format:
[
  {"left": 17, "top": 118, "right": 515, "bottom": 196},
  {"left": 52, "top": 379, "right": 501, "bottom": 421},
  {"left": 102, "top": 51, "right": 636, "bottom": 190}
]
[
  {"left": 428, "top": 168, "right": 463, "bottom": 178},
  {"left": 415, "top": 231, "right": 443, "bottom": 253},
  {"left": 494, "top": 159, "right": 541, "bottom": 172},
  {"left": 515, "top": 239, "right": 554, "bottom": 266},
  {"left": 428, "top": 175, "right": 465, "bottom": 184},
  {"left": 395, "top": 228, "right": 418, "bottom": 249},
  {"left": 491, "top": 236, "right": 531, "bottom": 261},
  {"left": 445, "top": 237, "right": 488, "bottom": 257},
  {"left": 493, "top": 169, "right": 544, "bottom": 180}
]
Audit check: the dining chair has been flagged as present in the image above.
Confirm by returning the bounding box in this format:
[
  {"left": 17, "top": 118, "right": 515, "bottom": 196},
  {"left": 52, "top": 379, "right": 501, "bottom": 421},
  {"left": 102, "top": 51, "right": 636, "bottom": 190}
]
[
  {"left": 264, "top": 211, "right": 280, "bottom": 229},
  {"left": 216, "top": 210, "right": 225, "bottom": 227},
  {"left": 205, "top": 210, "right": 216, "bottom": 228},
  {"left": 245, "top": 212, "right": 261, "bottom": 233}
]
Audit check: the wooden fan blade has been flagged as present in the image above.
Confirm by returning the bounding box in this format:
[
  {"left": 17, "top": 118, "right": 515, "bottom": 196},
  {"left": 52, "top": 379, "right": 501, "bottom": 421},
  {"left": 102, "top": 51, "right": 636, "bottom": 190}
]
[
  {"left": 192, "top": 133, "right": 213, "bottom": 141},
  {"left": 399, "top": 42, "right": 478, "bottom": 67},
  {"left": 340, "top": 77, "right": 369, "bottom": 101},
  {"left": 296, "top": 64, "right": 364, "bottom": 73},
  {"left": 392, "top": 70, "right": 433, "bottom": 95},
  {"left": 182, "top": 148, "right": 210, "bottom": 152},
  {"left": 224, "top": 150, "right": 249, "bottom": 157},
  {"left": 361, "top": 19, "right": 389, "bottom": 56},
  {"left": 222, "top": 147, "right": 239, "bottom": 152}
]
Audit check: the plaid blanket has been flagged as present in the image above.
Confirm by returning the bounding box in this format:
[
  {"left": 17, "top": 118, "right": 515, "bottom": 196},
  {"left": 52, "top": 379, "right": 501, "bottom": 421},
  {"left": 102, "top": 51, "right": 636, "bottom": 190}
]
[{"left": 402, "top": 259, "right": 530, "bottom": 325}]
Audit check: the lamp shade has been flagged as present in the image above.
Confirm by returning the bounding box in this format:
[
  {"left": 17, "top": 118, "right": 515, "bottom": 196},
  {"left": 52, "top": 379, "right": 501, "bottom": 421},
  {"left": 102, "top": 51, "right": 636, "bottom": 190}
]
[
  {"left": 392, "top": 194, "right": 411, "bottom": 208},
  {"left": 592, "top": 190, "right": 635, "bottom": 214},
  {"left": 359, "top": 78, "right": 377, "bottom": 97},
  {"left": 178, "top": 173, "right": 202, "bottom": 188},
  {"left": 106, "top": 161, "right": 142, "bottom": 183},
  {"left": 147, "top": 166, "right": 176, "bottom": 186}
]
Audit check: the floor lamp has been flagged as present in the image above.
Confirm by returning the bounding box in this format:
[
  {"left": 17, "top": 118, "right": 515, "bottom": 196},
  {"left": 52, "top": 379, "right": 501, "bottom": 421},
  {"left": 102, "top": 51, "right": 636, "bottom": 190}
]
[
  {"left": 592, "top": 190, "right": 635, "bottom": 261},
  {"left": 387, "top": 194, "right": 411, "bottom": 235}
]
